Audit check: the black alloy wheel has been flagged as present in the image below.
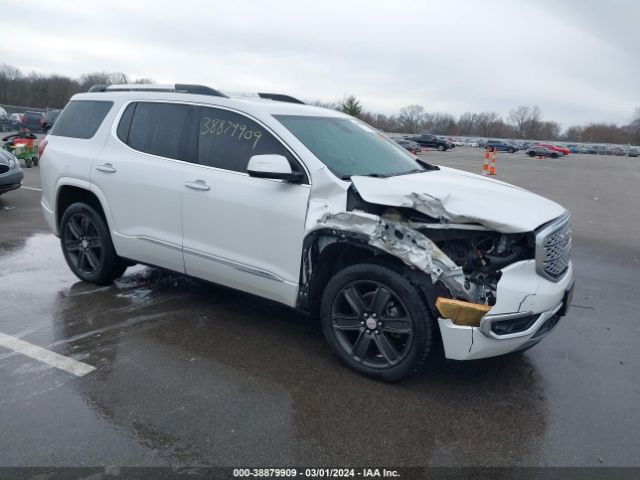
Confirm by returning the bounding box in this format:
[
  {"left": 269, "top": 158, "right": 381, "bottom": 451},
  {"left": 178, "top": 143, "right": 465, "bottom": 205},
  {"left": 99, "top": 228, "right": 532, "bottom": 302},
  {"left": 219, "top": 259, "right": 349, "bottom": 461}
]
[
  {"left": 321, "top": 263, "right": 433, "bottom": 381},
  {"left": 331, "top": 280, "right": 414, "bottom": 369},
  {"left": 63, "top": 212, "right": 104, "bottom": 275},
  {"left": 60, "top": 202, "right": 127, "bottom": 284}
]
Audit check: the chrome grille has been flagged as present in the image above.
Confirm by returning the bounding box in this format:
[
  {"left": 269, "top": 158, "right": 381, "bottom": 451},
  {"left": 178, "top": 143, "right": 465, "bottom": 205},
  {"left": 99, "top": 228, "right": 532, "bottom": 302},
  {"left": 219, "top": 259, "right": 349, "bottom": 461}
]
[{"left": 536, "top": 212, "right": 572, "bottom": 281}]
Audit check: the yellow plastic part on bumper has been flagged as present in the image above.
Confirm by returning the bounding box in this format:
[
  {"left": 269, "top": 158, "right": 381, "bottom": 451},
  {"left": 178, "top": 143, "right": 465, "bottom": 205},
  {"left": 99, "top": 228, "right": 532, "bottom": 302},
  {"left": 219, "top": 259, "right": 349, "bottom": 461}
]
[{"left": 435, "top": 297, "right": 491, "bottom": 327}]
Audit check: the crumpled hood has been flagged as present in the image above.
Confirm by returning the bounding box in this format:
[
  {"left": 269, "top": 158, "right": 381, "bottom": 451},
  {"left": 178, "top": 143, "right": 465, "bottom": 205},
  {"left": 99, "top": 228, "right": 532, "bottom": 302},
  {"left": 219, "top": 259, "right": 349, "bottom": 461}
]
[{"left": 351, "top": 166, "right": 566, "bottom": 233}]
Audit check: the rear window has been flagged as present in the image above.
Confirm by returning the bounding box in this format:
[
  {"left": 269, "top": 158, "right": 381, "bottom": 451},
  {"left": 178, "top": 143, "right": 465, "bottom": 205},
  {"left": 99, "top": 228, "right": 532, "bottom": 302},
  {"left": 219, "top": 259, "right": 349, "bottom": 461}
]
[{"left": 50, "top": 100, "right": 113, "bottom": 139}]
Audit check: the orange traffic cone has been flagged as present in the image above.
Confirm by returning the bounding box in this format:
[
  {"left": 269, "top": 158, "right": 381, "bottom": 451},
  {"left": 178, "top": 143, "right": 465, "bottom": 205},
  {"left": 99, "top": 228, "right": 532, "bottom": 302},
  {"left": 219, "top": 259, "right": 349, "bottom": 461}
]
[
  {"left": 482, "top": 147, "right": 490, "bottom": 176},
  {"left": 489, "top": 147, "right": 496, "bottom": 175}
]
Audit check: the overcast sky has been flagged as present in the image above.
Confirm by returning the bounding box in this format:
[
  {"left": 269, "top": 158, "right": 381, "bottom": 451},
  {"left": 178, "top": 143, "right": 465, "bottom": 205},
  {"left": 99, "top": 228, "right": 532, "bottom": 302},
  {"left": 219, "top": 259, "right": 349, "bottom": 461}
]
[{"left": 1, "top": 0, "right": 638, "bottom": 127}]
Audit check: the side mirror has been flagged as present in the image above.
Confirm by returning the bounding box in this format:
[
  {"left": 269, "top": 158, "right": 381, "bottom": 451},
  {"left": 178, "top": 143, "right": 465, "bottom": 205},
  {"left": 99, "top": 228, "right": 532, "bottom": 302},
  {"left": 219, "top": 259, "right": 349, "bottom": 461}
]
[
  {"left": 43, "top": 122, "right": 52, "bottom": 131},
  {"left": 247, "top": 154, "right": 303, "bottom": 183}
]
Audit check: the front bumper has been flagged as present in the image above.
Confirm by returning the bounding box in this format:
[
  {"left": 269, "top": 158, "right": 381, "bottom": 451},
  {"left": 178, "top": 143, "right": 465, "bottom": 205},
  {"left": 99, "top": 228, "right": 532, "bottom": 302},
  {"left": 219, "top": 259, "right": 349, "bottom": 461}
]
[
  {"left": 0, "top": 170, "right": 24, "bottom": 194},
  {"left": 438, "top": 259, "right": 574, "bottom": 360}
]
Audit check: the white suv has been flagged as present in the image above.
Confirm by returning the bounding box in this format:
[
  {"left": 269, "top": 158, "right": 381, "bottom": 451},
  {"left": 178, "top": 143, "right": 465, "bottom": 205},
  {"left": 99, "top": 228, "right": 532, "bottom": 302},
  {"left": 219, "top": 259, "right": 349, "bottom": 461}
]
[{"left": 40, "top": 84, "right": 574, "bottom": 381}]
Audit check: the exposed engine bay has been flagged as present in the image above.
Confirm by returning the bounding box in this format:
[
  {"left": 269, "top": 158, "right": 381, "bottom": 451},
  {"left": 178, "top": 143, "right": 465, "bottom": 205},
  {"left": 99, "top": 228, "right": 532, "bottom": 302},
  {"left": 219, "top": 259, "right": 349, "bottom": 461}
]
[
  {"left": 313, "top": 187, "right": 537, "bottom": 307},
  {"left": 425, "top": 227, "right": 534, "bottom": 304}
]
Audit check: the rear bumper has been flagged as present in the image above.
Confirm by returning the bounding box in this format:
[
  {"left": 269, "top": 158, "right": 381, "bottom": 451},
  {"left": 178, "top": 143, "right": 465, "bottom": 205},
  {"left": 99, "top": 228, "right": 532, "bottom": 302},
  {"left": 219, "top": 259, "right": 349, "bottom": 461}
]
[
  {"left": 438, "top": 259, "right": 574, "bottom": 360},
  {"left": 42, "top": 199, "right": 57, "bottom": 235}
]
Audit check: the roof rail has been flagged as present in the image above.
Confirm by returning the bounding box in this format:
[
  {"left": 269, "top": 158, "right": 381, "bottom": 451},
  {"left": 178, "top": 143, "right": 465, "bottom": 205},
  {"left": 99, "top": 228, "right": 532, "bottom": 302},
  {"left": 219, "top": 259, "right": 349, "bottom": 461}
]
[
  {"left": 258, "top": 92, "right": 305, "bottom": 104},
  {"left": 88, "top": 84, "right": 228, "bottom": 98}
]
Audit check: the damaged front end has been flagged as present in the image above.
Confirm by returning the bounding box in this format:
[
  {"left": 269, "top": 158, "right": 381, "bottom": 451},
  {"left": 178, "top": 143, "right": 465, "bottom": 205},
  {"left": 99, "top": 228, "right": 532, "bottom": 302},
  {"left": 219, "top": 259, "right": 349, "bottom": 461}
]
[{"left": 300, "top": 185, "right": 535, "bottom": 323}]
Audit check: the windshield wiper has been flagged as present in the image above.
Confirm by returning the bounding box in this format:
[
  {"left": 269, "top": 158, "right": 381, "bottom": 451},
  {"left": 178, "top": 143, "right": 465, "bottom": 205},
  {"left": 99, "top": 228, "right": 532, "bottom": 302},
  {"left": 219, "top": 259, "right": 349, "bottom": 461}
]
[
  {"left": 362, "top": 173, "right": 387, "bottom": 178},
  {"left": 394, "top": 168, "right": 426, "bottom": 176},
  {"left": 340, "top": 173, "right": 388, "bottom": 180}
]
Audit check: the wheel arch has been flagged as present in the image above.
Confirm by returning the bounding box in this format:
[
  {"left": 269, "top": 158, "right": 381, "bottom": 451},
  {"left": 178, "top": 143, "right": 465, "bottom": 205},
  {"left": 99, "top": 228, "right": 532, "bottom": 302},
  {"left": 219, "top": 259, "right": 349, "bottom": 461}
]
[
  {"left": 298, "top": 229, "right": 445, "bottom": 319},
  {"left": 55, "top": 181, "right": 111, "bottom": 234}
]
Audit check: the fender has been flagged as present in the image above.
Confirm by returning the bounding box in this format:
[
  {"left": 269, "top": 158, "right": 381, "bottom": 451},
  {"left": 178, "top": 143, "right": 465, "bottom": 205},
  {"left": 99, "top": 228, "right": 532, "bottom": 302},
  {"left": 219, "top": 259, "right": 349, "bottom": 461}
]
[{"left": 53, "top": 178, "right": 114, "bottom": 236}]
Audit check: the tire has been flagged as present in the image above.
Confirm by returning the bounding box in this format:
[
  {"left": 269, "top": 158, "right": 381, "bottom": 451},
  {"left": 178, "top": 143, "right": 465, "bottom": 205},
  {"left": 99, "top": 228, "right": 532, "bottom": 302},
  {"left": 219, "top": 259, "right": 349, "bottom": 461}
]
[
  {"left": 551, "top": 153, "right": 558, "bottom": 158},
  {"left": 25, "top": 157, "right": 32, "bottom": 168},
  {"left": 32, "top": 156, "right": 39, "bottom": 166},
  {"left": 437, "top": 144, "right": 445, "bottom": 151},
  {"left": 508, "top": 148, "right": 514, "bottom": 153},
  {"left": 528, "top": 152, "right": 535, "bottom": 157},
  {"left": 60, "top": 202, "right": 127, "bottom": 284},
  {"left": 320, "top": 263, "right": 434, "bottom": 381}
]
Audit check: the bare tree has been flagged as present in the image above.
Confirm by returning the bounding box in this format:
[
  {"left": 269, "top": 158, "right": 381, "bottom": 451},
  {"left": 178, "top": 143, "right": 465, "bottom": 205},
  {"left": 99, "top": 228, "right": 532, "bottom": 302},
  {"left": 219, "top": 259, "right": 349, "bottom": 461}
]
[
  {"left": 476, "top": 112, "right": 503, "bottom": 137},
  {"left": 430, "top": 112, "right": 457, "bottom": 135},
  {"left": 538, "top": 121, "right": 561, "bottom": 140},
  {"left": 525, "top": 105, "right": 542, "bottom": 138},
  {"left": 458, "top": 112, "right": 478, "bottom": 136},
  {"left": 0, "top": 63, "right": 23, "bottom": 104},
  {"left": 308, "top": 99, "right": 339, "bottom": 110},
  {"left": 628, "top": 106, "right": 640, "bottom": 145},
  {"left": 398, "top": 105, "right": 427, "bottom": 134},
  {"left": 508, "top": 106, "right": 530, "bottom": 139},
  {"left": 563, "top": 126, "right": 584, "bottom": 142}
]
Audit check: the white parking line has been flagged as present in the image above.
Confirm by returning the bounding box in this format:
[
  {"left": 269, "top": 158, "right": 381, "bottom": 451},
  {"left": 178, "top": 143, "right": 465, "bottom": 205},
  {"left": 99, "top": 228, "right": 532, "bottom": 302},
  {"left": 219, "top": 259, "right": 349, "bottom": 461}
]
[
  {"left": 21, "top": 186, "right": 42, "bottom": 191},
  {"left": 0, "top": 332, "right": 95, "bottom": 377}
]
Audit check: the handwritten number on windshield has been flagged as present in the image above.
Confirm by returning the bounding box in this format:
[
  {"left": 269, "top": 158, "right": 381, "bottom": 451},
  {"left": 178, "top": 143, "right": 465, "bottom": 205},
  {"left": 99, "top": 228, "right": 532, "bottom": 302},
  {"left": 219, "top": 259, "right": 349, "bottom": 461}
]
[{"left": 200, "top": 117, "right": 262, "bottom": 150}]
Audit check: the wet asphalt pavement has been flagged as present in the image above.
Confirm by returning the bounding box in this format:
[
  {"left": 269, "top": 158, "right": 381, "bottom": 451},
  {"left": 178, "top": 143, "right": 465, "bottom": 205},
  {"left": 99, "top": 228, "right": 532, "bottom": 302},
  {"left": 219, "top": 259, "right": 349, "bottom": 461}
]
[{"left": 0, "top": 148, "right": 639, "bottom": 467}]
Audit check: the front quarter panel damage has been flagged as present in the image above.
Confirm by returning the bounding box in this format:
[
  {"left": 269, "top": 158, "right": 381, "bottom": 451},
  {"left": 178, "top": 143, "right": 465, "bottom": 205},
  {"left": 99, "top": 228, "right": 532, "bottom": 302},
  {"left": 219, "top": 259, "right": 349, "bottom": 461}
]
[{"left": 315, "top": 211, "right": 469, "bottom": 300}]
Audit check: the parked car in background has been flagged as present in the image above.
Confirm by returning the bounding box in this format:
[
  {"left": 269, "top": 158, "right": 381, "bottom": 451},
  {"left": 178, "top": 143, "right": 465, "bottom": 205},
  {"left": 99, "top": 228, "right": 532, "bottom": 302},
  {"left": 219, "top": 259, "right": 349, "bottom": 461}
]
[
  {"left": 536, "top": 143, "right": 569, "bottom": 155},
  {"left": 0, "top": 148, "right": 23, "bottom": 195},
  {"left": 411, "top": 133, "right": 450, "bottom": 151},
  {"left": 627, "top": 148, "right": 639, "bottom": 157},
  {"left": 566, "top": 144, "right": 581, "bottom": 153},
  {"left": 9, "top": 113, "right": 23, "bottom": 131},
  {"left": 484, "top": 140, "right": 519, "bottom": 153},
  {"left": 526, "top": 145, "right": 561, "bottom": 158},
  {"left": 44, "top": 109, "right": 62, "bottom": 129},
  {"left": 577, "top": 145, "right": 589, "bottom": 154},
  {"left": 607, "top": 146, "right": 625, "bottom": 156},
  {"left": 394, "top": 139, "right": 423, "bottom": 154},
  {"left": 460, "top": 138, "right": 479, "bottom": 147},
  {"left": 0, "top": 107, "right": 9, "bottom": 132},
  {"left": 22, "top": 111, "right": 46, "bottom": 132}
]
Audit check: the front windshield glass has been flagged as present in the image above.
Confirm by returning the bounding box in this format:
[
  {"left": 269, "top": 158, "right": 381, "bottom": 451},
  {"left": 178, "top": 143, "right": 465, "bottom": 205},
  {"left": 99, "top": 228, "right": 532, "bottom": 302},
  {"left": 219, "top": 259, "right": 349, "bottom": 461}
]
[{"left": 274, "top": 115, "right": 428, "bottom": 178}]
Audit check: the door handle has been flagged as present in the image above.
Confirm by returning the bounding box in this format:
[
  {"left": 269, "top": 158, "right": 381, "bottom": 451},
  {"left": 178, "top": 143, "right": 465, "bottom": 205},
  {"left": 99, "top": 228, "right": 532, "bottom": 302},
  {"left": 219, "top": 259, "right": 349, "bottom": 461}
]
[
  {"left": 185, "top": 179, "right": 211, "bottom": 191},
  {"left": 96, "top": 163, "right": 117, "bottom": 173}
]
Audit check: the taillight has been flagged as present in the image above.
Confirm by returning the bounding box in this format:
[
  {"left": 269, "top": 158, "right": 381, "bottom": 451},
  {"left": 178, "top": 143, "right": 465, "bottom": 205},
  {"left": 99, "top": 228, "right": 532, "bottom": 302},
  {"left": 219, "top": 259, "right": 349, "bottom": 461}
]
[
  {"left": 40, "top": 117, "right": 44, "bottom": 125},
  {"left": 38, "top": 139, "right": 48, "bottom": 158},
  {"left": 21, "top": 116, "right": 27, "bottom": 123}
]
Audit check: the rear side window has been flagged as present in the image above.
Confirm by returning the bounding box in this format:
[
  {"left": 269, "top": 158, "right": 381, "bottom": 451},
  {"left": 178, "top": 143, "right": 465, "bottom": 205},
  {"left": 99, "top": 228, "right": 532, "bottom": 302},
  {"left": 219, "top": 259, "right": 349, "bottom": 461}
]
[
  {"left": 50, "top": 100, "right": 113, "bottom": 139},
  {"left": 198, "top": 107, "right": 302, "bottom": 177},
  {"left": 116, "top": 103, "right": 136, "bottom": 143},
  {"left": 126, "top": 102, "right": 197, "bottom": 162}
]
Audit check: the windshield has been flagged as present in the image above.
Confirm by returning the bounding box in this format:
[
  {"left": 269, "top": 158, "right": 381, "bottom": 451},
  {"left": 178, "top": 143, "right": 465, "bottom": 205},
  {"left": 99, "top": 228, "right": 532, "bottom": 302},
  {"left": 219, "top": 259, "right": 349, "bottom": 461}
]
[{"left": 274, "top": 115, "right": 430, "bottom": 178}]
